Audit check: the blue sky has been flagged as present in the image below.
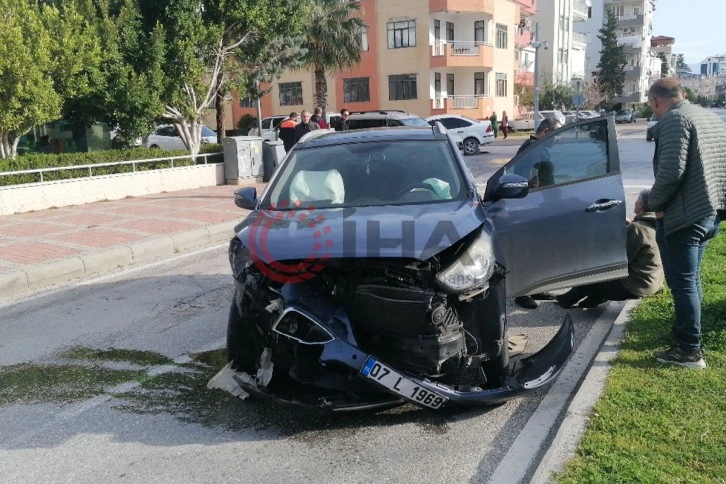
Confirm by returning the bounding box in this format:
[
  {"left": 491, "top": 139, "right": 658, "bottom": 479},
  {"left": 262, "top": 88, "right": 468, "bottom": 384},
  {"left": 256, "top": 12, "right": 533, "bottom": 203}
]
[{"left": 651, "top": 0, "right": 726, "bottom": 66}]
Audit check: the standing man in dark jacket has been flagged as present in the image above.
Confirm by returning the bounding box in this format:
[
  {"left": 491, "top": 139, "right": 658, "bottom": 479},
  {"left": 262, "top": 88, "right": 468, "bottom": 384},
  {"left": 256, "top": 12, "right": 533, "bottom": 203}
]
[
  {"left": 278, "top": 112, "right": 299, "bottom": 152},
  {"left": 556, "top": 189, "right": 663, "bottom": 308},
  {"left": 294, "top": 110, "right": 321, "bottom": 143},
  {"left": 647, "top": 77, "right": 726, "bottom": 369},
  {"left": 335, "top": 108, "right": 350, "bottom": 131},
  {"left": 310, "top": 107, "right": 328, "bottom": 129}
]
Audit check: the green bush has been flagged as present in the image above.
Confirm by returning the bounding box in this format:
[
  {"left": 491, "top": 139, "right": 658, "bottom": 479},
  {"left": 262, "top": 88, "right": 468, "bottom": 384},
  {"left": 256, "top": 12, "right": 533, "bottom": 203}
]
[{"left": 0, "top": 145, "right": 223, "bottom": 187}]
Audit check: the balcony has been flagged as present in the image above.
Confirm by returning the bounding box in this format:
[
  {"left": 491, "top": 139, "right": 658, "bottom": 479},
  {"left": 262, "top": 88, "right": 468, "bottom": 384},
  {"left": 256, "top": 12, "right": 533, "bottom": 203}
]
[
  {"left": 625, "top": 65, "right": 643, "bottom": 79},
  {"left": 573, "top": 1, "right": 589, "bottom": 22},
  {"left": 429, "top": 0, "right": 494, "bottom": 14},
  {"left": 616, "top": 14, "right": 645, "bottom": 28},
  {"left": 619, "top": 35, "right": 642, "bottom": 46},
  {"left": 430, "top": 41, "right": 494, "bottom": 68},
  {"left": 571, "top": 32, "right": 587, "bottom": 48},
  {"left": 431, "top": 95, "right": 493, "bottom": 119},
  {"left": 614, "top": 91, "right": 644, "bottom": 104}
]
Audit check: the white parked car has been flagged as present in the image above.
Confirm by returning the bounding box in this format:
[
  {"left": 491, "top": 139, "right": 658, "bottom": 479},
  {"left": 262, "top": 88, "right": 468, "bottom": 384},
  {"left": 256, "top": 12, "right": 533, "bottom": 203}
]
[
  {"left": 425, "top": 114, "right": 494, "bottom": 155},
  {"left": 248, "top": 115, "right": 287, "bottom": 141},
  {"left": 144, "top": 124, "right": 218, "bottom": 150},
  {"left": 509, "top": 112, "right": 538, "bottom": 131}
]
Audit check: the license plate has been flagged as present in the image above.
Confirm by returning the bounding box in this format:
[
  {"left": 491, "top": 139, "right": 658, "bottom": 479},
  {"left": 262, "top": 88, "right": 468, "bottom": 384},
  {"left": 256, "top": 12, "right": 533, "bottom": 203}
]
[{"left": 360, "top": 356, "right": 448, "bottom": 409}]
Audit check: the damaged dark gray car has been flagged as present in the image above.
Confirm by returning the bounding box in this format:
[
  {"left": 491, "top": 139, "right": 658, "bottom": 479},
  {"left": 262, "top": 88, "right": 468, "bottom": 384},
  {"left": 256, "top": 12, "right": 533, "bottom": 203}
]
[{"left": 223, "top": 119, "right": 627, "bottom": 411}]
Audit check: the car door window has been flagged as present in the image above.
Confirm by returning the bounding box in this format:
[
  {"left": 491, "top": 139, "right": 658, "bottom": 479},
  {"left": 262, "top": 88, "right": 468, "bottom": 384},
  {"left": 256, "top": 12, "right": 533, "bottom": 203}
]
[
  {"left": 261, "top": 118, "right": 272, "bottom": 130},
  {"left": 484, "top": 117, "right": 627, "bottom": 298},
  {"left": 505, "top": 120, "right": 609, "bottom": 189}
]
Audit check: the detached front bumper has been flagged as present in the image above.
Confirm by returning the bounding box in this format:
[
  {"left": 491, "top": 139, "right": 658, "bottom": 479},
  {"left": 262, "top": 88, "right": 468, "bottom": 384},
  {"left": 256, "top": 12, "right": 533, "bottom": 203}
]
[{"left": 318, "top": 314, "right": 574, "bottom": 408}]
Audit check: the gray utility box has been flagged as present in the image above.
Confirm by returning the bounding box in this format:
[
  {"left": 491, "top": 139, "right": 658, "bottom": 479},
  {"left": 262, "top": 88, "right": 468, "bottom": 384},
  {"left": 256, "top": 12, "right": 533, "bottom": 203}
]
[
  {"left": 262, "top": 140, "right": 286, "bottom": 182},
  {"left": 223, "top": 136, "right": 263, "bottom": 183}
]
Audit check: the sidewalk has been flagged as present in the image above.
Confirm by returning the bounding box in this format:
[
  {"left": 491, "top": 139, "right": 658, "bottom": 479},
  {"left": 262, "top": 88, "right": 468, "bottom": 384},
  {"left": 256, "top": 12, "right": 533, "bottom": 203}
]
[{"left": 0, "top": 181, "right": 265, "bottom": 299}]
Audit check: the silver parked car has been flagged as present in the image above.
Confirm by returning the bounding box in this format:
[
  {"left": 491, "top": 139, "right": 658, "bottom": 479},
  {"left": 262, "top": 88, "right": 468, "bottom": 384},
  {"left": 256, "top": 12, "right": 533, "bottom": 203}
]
[{"left": 143, "top": 124, "right": 218, "bottom": 150}]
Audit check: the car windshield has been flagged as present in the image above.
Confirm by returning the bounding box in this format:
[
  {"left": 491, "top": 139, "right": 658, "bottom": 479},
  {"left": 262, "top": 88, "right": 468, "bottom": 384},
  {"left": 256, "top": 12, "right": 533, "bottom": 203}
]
[
  {"left": 400, "top": 117, "right": 429, "bottom": 127},
  {"left": 264, "top": 139, "right": 466, "bottom": 210},
  {"left": 201, "top": 126, "right": 216, "bottom": 137}
]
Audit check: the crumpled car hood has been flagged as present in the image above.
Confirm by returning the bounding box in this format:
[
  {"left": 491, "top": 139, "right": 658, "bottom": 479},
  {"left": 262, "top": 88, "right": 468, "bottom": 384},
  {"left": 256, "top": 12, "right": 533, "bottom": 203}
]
[{"left": 236, "top": 200, "right": 488, "bottom": 262}]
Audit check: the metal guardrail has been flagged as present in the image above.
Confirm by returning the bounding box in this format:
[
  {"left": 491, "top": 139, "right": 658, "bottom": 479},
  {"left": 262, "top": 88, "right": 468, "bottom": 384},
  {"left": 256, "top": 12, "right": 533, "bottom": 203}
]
[{"left": 0, "top": 152, "right": 223, "bottom": 184}]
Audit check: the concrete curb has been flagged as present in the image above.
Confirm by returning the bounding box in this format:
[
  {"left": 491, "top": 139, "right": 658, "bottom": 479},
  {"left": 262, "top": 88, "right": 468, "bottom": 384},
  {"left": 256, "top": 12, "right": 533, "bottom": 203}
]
[
  {"left": 487, "top": 300, "right": 635, "bottom": 484},
  {"left": 529, "top": 299, "right": 639, "bottom": 483},
  {"left": 1, "top": 222, "right": 236, "bottom": 299}
]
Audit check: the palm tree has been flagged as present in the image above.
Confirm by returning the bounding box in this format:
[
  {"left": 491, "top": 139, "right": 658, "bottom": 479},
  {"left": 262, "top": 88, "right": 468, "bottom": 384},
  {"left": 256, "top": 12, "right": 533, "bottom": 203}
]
[{"left": 301, "top": 0, "right": 365, "bottom": 112}]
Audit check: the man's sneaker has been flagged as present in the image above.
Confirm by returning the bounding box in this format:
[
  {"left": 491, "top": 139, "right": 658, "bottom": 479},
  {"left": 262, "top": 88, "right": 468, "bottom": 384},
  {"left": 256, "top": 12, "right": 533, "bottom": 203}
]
[
  {"left": 514, "top": 295, "right": 538, "bottom": 309},
  {"left": 654, "top": 346, "right": 706, "bottom": 369},
  {"left": 555, "top": 290, "right": 585, "bottom": 308},
  {"left": 578, "top": 295, "right": 608, "bottom": 309}
]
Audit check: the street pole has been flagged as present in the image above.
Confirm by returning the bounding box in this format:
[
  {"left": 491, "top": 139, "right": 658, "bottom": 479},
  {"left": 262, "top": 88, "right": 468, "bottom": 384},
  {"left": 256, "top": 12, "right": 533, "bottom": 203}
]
[{"left": 533, "top": 22, "right": 540, "bottom": 127}]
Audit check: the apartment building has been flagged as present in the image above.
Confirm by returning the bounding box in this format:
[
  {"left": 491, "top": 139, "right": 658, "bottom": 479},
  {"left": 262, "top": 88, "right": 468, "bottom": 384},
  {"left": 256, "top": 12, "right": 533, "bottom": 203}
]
[
  {"left": 532, "top": 0, "right": 590, "bottom": 84},
  {"left": 650, "top": 35, "right": 675, "bottom": 77},
  {"left": 233, "top": 0, "right": 533, "bottom": 125},
  {"left": 576, "top": 0, "right": 657, "bottom": 105},
  {"left": 700, "top": 55, "right": 726, "bottom": 76}
]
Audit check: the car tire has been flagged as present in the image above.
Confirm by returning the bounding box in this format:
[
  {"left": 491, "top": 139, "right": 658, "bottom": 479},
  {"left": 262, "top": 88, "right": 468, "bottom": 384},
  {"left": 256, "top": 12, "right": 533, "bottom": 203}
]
[
  {"left": 226, "top": 289, "right": 259, "bottom": 373},
  {"left": 149, "top": 144, "right": 160, "bottom": 149},
  {"left": 463, "top": 137, "right": 480, "bottom": 156}
]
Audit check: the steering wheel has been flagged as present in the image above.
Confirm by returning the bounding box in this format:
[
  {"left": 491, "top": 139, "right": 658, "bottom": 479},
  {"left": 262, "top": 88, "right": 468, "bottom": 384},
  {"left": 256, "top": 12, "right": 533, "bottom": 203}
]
[{"left": 396, "top": 183, "right": 438, "bottom": 199}]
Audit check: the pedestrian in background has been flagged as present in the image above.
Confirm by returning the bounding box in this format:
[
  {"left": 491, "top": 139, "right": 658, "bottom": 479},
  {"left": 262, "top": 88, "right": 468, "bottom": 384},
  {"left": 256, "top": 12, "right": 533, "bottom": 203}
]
[
  {"left": 556, "top": 189, "right": 663, "bottom": 308},
  {"left": 278, "top": 112, "right": 299, "bottom": 152},
  {"left": 335, "top": 108, "right": 350, "bottom": 131},
  {"left": 647, "top": 77, "right": 726, "bottom": 369},
  {"left": 501, "top": 111, "right": 509, "bottom": 139},
  {"left": 489, "top": 112, "right": 498, "bottom": 138},
  {"left": 310, "top": 107, "right": 328, "bottom": 129},
  {"left": 294, "top": 110, "right": 321, "bottom": 143}
]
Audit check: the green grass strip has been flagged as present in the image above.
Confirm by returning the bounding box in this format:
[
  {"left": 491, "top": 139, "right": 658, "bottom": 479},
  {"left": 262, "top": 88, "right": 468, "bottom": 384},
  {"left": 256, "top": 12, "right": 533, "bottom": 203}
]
[{"left": 556, "top": 227, "right": 726, "bottom": 483}]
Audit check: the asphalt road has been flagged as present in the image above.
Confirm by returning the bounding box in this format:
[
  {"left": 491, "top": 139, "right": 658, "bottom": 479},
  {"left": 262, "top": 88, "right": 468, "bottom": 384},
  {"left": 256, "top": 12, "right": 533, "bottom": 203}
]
[{"left": 0, "top": 122, "right": 694, "bottom": 483}]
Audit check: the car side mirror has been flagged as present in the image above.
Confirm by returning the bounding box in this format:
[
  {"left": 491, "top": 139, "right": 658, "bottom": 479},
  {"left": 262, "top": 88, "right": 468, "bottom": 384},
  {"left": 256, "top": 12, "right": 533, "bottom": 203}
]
[
  {"left": 489, "top": 174, "right": 529, "bottom": 201},
  {"left": 234, "top": 187, "right": 257, "bottom": 209}
]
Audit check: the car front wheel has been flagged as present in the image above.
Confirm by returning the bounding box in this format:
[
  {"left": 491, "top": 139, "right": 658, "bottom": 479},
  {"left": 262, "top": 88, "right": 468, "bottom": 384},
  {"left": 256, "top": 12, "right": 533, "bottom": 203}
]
[{"left": 463, "top": 137, "right": 480, "bottom": 156}]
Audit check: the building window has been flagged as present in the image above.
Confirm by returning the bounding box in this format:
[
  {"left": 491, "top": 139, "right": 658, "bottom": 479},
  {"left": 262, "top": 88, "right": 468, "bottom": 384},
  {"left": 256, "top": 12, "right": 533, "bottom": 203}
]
[
  {"left": 239, "top": 97, "right": 255, "bottom": 108},
  {"left": 360, "top": 26, "right": 369, "bottom": 51},
  {"left": 633, "top": 6, "right": 640, "bottom": 15},
  {"left": 496, "top": 23, "right": 508, "bottom": 49},
  {"left": 474, "top": 20, "right": 486, "bottom": 45},
  {"left": 447, "top": 73, "right": 455, "bottom": 96},
  {"left": 495, "top": 73, "right": 507, "bottom": 97},
  {"left": 446, "top": 22, "right": 454, "bottom": 42},
  {"left": 279, "top": 82, "right": 303, "bottom": 106},
  {"left": 475, "top": 72, "right": 488, "bottom": 96},
  {"left": 343, "top": 77, "right": 370, "bottom": 103},
  {"left": 388, "top": 74, "right": 417, "bottom": 100},
  {"left": 387, "top": 20, "right": 416, "bottom": 49},
  {"left": 434, "top": 72, "right": 441, "bottom": 95}
]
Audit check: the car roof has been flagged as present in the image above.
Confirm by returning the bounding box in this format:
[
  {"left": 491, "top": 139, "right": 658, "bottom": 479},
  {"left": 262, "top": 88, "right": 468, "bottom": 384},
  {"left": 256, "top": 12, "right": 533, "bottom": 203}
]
[
  {"left": 295, "top": 126, "right": 449, "bottom": 149},
  {"left": 348, "top": 110, "right": 421, "bottom": 119}
]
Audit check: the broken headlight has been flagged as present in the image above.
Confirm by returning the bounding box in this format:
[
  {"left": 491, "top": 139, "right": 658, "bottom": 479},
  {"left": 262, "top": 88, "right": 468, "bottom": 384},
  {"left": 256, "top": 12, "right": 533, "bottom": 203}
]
[
  {"left": 435, "top": 229, "right": 495, "bottom": 293},
  {"left": 229, "top": 236, "right": 253, "bottom": 281}
]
